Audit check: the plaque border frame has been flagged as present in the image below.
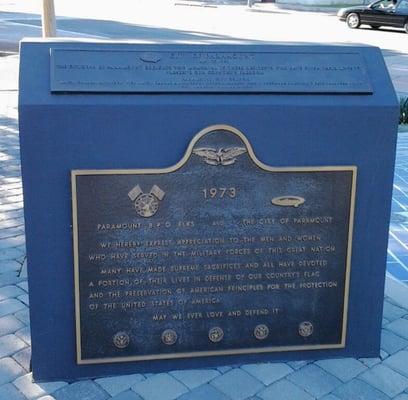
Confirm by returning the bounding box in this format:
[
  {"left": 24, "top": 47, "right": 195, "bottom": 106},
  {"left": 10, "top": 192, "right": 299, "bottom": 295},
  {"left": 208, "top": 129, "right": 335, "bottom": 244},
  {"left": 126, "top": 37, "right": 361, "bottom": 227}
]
[{"left": 71, "top": 124, "right": 357, "bottom": 365}]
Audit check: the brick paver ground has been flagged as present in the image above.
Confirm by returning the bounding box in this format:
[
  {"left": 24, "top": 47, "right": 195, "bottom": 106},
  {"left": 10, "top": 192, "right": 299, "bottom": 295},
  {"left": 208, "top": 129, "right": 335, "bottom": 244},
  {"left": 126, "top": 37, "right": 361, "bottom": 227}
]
[
  {"left": 1, "top": 53, "right": 408, "bottom": 399},
  {"left": 389, "top": 129, "right": 408, "bottom": 284}
]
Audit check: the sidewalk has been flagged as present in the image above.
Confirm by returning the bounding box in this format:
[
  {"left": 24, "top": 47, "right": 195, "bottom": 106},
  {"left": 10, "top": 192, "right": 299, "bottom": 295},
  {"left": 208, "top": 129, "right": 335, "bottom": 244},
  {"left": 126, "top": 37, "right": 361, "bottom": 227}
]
[{"left": 0, "top": 52, "right": 408, "bottom": 399}]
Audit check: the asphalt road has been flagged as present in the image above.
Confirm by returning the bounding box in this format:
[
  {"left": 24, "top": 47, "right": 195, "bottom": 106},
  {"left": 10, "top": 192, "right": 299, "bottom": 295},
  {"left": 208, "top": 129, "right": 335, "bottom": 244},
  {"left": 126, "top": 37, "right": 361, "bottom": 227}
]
[{"left": 0, "top": 0, "right": 407, "bottom": 51}]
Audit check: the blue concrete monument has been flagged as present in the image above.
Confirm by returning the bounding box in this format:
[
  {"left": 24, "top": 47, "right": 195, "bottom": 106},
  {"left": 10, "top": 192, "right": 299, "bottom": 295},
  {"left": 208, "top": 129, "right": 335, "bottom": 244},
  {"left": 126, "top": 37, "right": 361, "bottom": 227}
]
[{"left": 19, "top": 39, "right": 399, "bottom": 381}]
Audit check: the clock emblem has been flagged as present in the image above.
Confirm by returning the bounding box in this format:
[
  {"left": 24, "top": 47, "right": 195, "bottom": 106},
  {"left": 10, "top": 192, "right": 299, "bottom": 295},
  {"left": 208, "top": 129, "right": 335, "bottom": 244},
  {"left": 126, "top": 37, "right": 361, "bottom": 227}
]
[
  {"left": 134, "top": 193, "right": 159, "bottom": 218},
  {"left": 128, "top": 184, "right": 165, "bottom": 218}
]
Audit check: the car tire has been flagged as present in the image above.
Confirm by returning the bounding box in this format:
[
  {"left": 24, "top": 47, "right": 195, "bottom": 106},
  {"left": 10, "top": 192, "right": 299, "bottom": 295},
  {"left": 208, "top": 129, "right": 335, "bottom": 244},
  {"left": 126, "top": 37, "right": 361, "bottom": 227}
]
[
  {"left": 346, "top": 13, "right": 361, "bottom": 29},
  {"left": 370, "top": 25, "right": 380, "bottom": 29}
]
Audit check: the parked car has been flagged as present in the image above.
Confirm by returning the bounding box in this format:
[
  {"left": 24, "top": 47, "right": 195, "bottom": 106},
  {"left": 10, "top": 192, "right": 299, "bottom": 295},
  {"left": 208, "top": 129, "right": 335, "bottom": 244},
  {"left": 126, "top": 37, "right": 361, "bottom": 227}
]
[{"left": 337, "top": 0, "right": 408, "bottom": 32}]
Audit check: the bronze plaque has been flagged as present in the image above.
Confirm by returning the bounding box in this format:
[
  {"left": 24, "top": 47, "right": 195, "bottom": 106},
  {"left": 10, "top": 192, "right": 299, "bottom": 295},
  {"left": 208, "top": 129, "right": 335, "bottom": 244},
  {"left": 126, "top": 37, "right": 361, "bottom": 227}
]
[{"left": 72, "top": 125, "right": 356, "bottom": 364}]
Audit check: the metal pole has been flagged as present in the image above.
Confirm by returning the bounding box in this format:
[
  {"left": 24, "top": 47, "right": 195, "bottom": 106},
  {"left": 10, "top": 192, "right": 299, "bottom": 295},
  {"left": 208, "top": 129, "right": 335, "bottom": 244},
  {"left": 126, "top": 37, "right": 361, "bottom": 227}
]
[{"left": 42, "top": 0, "right": 56, "bottom": 37}]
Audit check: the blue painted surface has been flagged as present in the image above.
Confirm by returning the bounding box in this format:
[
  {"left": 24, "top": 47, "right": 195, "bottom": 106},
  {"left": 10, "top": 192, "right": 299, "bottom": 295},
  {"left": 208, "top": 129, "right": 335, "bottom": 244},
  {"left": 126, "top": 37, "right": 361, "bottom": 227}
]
[{"left": 18, "top": 40, "right": 399, "bottom": 381}]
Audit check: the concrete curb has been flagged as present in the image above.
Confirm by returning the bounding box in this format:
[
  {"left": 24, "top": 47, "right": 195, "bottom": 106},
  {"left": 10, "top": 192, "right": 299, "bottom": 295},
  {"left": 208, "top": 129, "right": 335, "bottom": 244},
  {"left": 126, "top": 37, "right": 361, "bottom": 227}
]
[
  {"left": 178, "top": 0, "right": 342, "bottom": 12},
  {"left": 0, "top": 40, "right": 19, "bottom": 54},
  {"left": 256, "top": 3, "right": 339, "bottom": 13}
]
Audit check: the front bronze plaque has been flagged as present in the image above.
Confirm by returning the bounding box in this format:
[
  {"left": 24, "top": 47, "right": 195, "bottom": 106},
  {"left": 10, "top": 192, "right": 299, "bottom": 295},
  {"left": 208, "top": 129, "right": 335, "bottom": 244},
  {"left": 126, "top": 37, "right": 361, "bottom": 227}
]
[{"left": 72, "top": 125, "right": 356, "bottom": 364}]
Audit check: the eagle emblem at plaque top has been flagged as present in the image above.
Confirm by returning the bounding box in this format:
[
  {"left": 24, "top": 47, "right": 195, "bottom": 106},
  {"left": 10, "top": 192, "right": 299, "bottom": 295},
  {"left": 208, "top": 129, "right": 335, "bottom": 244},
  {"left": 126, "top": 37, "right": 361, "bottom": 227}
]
[{"left": 193, "top": 146, "right": 247, "bottom": 166}]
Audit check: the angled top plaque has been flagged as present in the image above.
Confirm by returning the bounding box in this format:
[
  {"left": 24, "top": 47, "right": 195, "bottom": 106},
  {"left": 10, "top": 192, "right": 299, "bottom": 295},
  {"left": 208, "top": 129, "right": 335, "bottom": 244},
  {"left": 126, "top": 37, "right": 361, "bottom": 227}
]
[{"left": 71, "top": 125, "right": 356, "bottom": 364}]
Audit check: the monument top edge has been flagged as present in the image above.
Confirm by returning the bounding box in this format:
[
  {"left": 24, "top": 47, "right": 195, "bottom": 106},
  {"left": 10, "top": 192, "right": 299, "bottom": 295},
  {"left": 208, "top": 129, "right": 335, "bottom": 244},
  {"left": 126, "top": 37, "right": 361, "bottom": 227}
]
[{"left": 20, "top": 37, "right": 380, "bottom": 52}]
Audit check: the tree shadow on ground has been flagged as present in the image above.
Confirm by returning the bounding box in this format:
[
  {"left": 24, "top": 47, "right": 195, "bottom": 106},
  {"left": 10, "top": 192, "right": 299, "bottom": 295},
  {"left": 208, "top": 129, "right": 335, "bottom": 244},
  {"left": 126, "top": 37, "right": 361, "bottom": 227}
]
[
  {"left": 1, "top": 10, "right": 406, "bottom": 56},
  {"left": 0, "top": 109, "right": 24, "bottom": 266},
  {"left": 358, "top": 26, "right": 408, "bottom": 35}
]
